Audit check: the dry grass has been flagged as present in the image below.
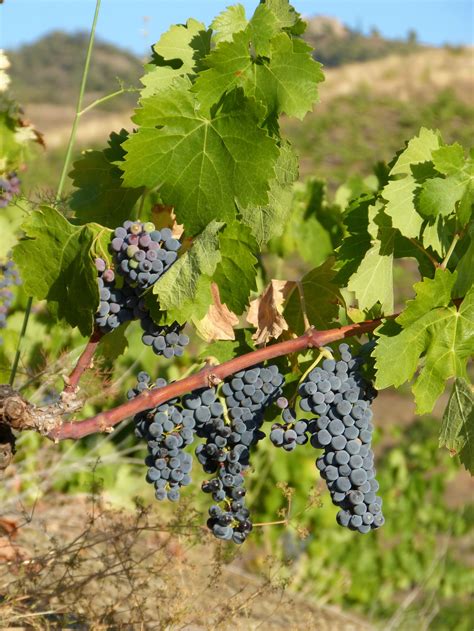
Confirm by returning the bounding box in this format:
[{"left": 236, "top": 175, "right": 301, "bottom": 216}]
[
  {"left": 0, "top": 493, "right": 373, "bottom": 630},
  {"left": 24, "top": 47, "right": 474, "bottom": 151},
  {"left": 319, "top": 47, "right": 474, "bottom": 104}
]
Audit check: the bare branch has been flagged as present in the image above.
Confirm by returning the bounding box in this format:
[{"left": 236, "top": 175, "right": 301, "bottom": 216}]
[{"left": 50, "top": 316, "right": 384, "bottom": 442}]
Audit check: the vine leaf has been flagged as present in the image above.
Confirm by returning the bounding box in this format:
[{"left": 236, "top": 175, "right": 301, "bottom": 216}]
[
  {"left": 149, "top": 221, "right": 224, "bottom": 325},
  {"left": 439, "top": 378, "right": 474, "bottom": 475},
  {"left": 13, "top": 206, "right": 108, "bottom": 336},
  {"left": 268, "top": 178, "right": 343, "bottom": 266},
  {"left": 69, "top": 130, "right": 144, "bottom": 228},
  {"left": 284, "top": 258, "right": 343, "bottom": 335},
  {"left": 211, "top": 4, "right": 248, "bottom": 44},
  {"left": 432, "top": 143, "right": 465, "bottom": 175},
  {"left": 239, "top": 142, "right": 298, "bottom": 246},
  {"left": 121, "top": 78, "right": 279, "bottom": 236},
  {"left": 194, "top": 18, "right": 323, "bottom": 119},
  {"left": 374, "top": 270, "right": 474, "bottom": 414},
  {"left": 346, "top": 210, "right": 395, "bottom": 313},
  {"left": 390, "top": 127, "right": 440, "bottom": 176},
  {"left": 247, "top": 279, "right": 296, "bottom": 344},
  {"left": 140, "top": 19, "right": 211, "bottom": 97},
  {"left": 199, "top": 329, "right": 254, "bottom": 363},
  {"left": 194, "top": 283, "right": 239, "bottom": 342},
  {"left": 381, "top": 176, "right": 423, "bottom": 239},
  {"left": 213, "top": 222, "right": 258, "bottom": 314},
  {"left": 418, "top": 176, "right": 470, "bottom": 219}
]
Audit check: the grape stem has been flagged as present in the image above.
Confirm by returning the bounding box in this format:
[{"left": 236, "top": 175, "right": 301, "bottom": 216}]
[
  {"left": 296, "top": 281, "right": 311, "bottom": 331},
  {"left": 408, "top": 238, "right": 440, "bottom": 269},
  {"left": 63, "top": 329, "right": 104, "bottom": 394},
  {"left": 49, "top": 316, "right": 386, "bottom": 441}
]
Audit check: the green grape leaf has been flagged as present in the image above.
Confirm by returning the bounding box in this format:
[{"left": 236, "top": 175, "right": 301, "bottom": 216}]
[
  {"left": 247, "top": 3, "right": 281, "bottom": 56},
  {"left": 374, "top": 270, "right": 474, "bottom": 414},
  {"left": 213, "top": 222, "right": 258, "bottom": 314},
  {"left": 211, "top": 4, "right": 248, "bottom": 44},
  {"left": 421, "top": 215, "right": 452, "bottom": 257},
  {"left": 199, "top": 328, "right": 254, "bottom": 363},
  {"left": 397, "top": 268, "right": 455, "bottom": 327},
  {"left": 140, "top": 65, "right": 182, "bottom": 98},
  {"left": 194, "top": 25, "right": 323, "bottom": 119},
  {"left": 122, "top": 80, "right": 279, "bottom": 236},
  {"left": 268, "top": 178, "right": 342, "bottom": 265},
  {"left": 432, "top": 143, "right": 465, "bottom": 176},
  {"left": 346, "top": 211, "right": 395, "bottom": 313},
  {"left": 239, "top": 141, "right": 298, "bottom": 246},
  {"left": 439, "top": 378, "right": 474, "bottom": 475},
  {"left": 381, "top": 176, "right": 423, "bottom": 238},
  {"left": 150, "top": 221, "right": 224, "bottom": 324},
  {"left": 418, "top": 176, "right": 468, "bottom": 218},
  {"left": 390, "top": 127, "right": 441, "bottom": 176},
  {"left": 265, "top": 0, "right": 304, "bottom": 31},
  {"left": 335, "top": 194, "right": 377, "bottom": 288},
  {"left": 69, "top": 130, "right": 144, "bottom": 228},
  {"left": 454, "top": 224, "right": 474, "bottom": 296},
  {"left": 140, "top": 19, "right": 211, "bottom": 97},
  {"left": 153, "top": 18, "right": 208, "bottom": 70},
  {"left": 284, "top": 258, "right": 344, "bottom": 334},
  {"left": 252, "top": 35, "right": 324, "bottom": 119},
  {"left": 0, "top": 202, "right": 26, "bottom": 259},
  {"left": 97, "top": 324, "right": 130, "bottom": 361},
  {"left": 12, "top": 206, "right": 107, "bottom": 335}
]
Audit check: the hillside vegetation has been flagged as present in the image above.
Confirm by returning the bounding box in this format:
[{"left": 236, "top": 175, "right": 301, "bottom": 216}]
[
  {"left": 8, "top": 31, "right": 142, "bottom": 107},
  {"left": 304, "top": 16, "right": 422, "bottom": 67},
  {"left": 7, "top": 17, "right": 428, "bottom": 107},
  {"left": 9, "top": 23, "right": 473, "bottom": 196}
]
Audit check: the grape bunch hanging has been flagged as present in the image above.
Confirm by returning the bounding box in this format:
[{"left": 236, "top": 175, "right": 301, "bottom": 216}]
[
  {"left": 129, "top": 345, "right": 384, "bottom": 545},
  {"left": 93, "top": 220, "right": 189, "bottom": 358},
  {"left": 95, "top": 221, "right": 383, "bottom": 543}
]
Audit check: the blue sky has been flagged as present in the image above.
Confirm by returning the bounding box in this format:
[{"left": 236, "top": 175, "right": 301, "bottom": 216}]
[{"left": 1, "top": 1, "right": 473, "bottom": 54}]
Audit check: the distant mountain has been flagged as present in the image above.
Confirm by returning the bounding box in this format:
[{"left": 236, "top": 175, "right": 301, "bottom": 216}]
[
  {"left": 7, "top": 31, "right": 142, "bottom": 107},
  {"left": 6, "top": 20, "right": 433, "bottom": 107},
  {"left": 304, "top": 16, "right": 423, "bottom": 67}
]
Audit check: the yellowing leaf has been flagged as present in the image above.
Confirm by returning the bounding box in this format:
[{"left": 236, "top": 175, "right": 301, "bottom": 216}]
[{"left": 194, "top": 283, "right": 239, "bottom": 342}]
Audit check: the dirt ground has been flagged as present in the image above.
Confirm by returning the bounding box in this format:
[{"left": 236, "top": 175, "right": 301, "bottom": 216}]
[{"left": 0, "top": 495, "right": 374, "bottom": 631}]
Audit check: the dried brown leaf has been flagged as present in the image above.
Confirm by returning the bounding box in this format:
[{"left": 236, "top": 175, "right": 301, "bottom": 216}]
[
  {"left": 195, "top": 283, "right": 239, "bottom": 342},
  {"left": 0, "top": 536, "right": 27, "bottom": 562},
  {"left": 151, "top": 203, "right": 184, "bottom": 238},
  {"left": 247, "top": 280, "right": 296, "bottom": 345}
]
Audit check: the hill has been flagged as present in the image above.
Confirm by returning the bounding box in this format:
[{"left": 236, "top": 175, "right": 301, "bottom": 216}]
[
  {"left": 6, "top": 19, "right": 430, "bottom": 107},
  {"left": 304, "top": 16, "right": 423, "bottom": 67},
  {"left": 7, "top": 31, "right": 142, "bottom": 108}
]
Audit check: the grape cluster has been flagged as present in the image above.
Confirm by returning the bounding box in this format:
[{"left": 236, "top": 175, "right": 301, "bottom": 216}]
[
  {"left": 94, "top": 258, "right": 145, "bottom": 333},
  {"left": 194, "top": 365, "right": 284, "bottom": 543},
  {"left": 111, "top": 221, "right": 180, "bottom": 291},
  {"left": 129, "top": 372, "right": 195, "bottom": 502},
  {"left": 299, "top": 344, "right": 383, "bottom": 533},
  {"left": 93, "top": 221, "right": 189, "bottom": 359},
  {"left": 140, "top": 316, "right": 189, "bottom": 359},
  {"left": 0, "top": 257, "right": 21, "bottom": 343},
  {"left": 0, "top": 172, "right": 21, "bottom": 208},
  {"left": 270, "top": 397, "right": 308, "bottom": 451}
]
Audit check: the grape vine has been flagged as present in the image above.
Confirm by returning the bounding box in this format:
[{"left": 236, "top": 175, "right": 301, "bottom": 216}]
[{"left": 0, "top": 0, "right": 472, "bottom": 554}]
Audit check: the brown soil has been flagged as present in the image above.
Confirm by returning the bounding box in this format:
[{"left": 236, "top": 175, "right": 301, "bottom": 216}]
[{"left": 0, "top": 495, "right": 374, "bottom": 630}]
